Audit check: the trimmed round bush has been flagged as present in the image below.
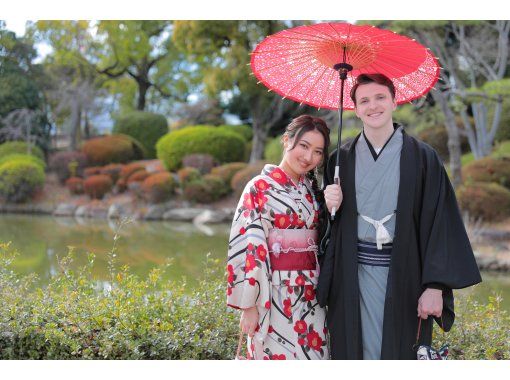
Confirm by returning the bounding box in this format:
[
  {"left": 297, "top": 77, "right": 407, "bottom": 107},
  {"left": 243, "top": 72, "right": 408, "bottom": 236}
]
[
  {"left": 141, "top": 172, "right": 177, "bottom": 203},
  {"left": 0, "top": 141, "right": 45, "bottom": 161},
  {"left": 463, "top": 156, "right": 510, "bottom": 189},
  {"left": 456, "top": 182, "right": 510, "bottom": 222},
  {"left": 156, "top": 126, "right": 245, "bottom": 171},
  {"left": 127, "top": 169, "right": 149, "bottom": 184},
  {"left": 211, "top": 162, "right": 248, "bottom": 184},
  {"left": 177, "top": 167, "right": 201, "bottom": 187},
  {"left": 83, "top": 174, "right": 113, "bottom": 200},
  {"left": 100, "top": 163, "right": 124, "bottom": 183},
  {"left": 116, "top": 178, "right": 128, "bottom": 193},
  {"left": 81, "top": 134, "right": 145, "bottom": 166},
  {"left": 231, "top": 161, "right": 267, "bottom": 197},
  {"left": 48, "top": 151, "right": 87, "bottom": 184},
  {"left": 183, "top": 175, "right": 228, "bottom": 203},
  {"left": 0, "top": 159, "right": 45, "bottom": 203},
  {"left": 113, "top": 111, "right": 168, "bottom": 158},
  {"left": 182, "top": 153, "right": 216, "bottom": 174},
  {"left": 264, "top": 136, "right": 283, "bottom": 164},
  {"left": 203, "top": 174, "right": 230, "bottom": 198},
  {"left": 84, "top": 166, "right": 102, "bottom": 178},
  {"left": 417, "top": 125, "right": 470, "bottom": 161},
  {"left": 119, "top": 162, "right": 145, "bottom": 180},
  {"left": 217, "top": 124, "right": 253, "bottom": 142},
  {"left": 65, "top": 177, "right": 84, "bottom": 195},
  {"left": 0, "top": 154, "right": 46, "bottom": 171}
]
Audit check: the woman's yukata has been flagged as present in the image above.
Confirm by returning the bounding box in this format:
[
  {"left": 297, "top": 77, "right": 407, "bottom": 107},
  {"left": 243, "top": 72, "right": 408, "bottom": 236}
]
[{"left": 227, "top": 164, "right": 329, "bottom": 360}]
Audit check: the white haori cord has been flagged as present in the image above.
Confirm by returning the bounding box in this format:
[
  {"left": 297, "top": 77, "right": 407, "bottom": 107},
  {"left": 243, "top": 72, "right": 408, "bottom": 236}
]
[{"left": 359, "top": 212, "right": 395, "bottom": 250}]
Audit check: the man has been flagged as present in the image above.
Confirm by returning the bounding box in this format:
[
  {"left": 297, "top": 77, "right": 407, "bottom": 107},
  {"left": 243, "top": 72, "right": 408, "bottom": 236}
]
[{"left": 317, "top": 73, "right": 481, "bottom": 359}]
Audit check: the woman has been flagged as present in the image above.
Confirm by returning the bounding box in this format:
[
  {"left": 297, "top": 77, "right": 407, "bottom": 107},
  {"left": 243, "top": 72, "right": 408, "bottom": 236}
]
[{"left": 227, "top": 115, "right": 341, "bottom": 360}]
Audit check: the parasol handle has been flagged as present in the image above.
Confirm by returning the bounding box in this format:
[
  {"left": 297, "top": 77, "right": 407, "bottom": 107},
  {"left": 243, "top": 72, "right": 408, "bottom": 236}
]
[{"left": 330, "top": 166, "right": 340, "bottom": 219}]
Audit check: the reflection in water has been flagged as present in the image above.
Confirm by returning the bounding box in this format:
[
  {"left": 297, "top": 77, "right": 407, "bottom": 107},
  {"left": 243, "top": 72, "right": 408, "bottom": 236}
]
[
  {"left": 1, "top": 213, "right": 509, "bottom": 310},
  {"left": 1, "top": 214, "right": 230, "bottom": 289}
]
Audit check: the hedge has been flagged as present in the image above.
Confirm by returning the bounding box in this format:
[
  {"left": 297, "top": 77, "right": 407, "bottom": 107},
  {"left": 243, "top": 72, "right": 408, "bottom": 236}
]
[
  {"left": 0, "top": 159, "right": 45, "bottom": 203},
  {"left": 0, "top": 141, "right": 45, "bottom": 161},
  {"left": 456, "top": 181, "right": 510, "bottom": 222},
  {"left": 0, "top": 243, "right": 508, "bottom": 359},
  {"left": 462, "top": 156, "right": 510, "bottom": 190},
  {"left": 113, "top": 111, "right": 168, "bottom": 159},
  {"left": 81, "top": 134, "right": 145, "bottom": 166},
  {"left": 156, "top": 127, "right": 245, "bottom": 172}
]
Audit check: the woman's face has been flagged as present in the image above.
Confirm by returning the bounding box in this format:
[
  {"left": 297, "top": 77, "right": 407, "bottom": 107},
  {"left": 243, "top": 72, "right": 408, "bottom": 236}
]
[{"left": 281, "top": 129, "right": 325, "bottom": 182}]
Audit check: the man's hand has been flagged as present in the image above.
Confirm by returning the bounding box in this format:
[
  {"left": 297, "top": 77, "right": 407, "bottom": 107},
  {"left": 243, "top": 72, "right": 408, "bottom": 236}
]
[
  {"left": 324, "top": 183, "right": 343, "bottom": 214},
  {"left": 240, "top": 306, "right": 259, "bottom": 337},
  {"left": 417, "top": 288, "right": 443, "bottom": 319}
]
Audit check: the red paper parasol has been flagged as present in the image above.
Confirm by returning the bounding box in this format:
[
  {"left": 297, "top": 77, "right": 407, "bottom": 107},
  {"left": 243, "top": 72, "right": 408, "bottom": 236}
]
[
  {"left": 250, "top": 22, "right": 440, "bottom": 110},
  {"left": 250, "top": 22, "right": 440, "bottom": 218}
]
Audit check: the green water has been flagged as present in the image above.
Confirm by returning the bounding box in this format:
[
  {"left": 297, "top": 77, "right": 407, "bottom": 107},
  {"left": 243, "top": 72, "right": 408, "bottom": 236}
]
[{"left": 1, "top": 214, "right": 509, "bottom": 311}]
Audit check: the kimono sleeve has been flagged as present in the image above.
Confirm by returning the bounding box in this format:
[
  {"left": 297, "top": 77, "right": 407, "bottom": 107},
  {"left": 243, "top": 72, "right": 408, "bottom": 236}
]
[
  {"left": 226, "top": 180, "right": 271, "bottom": 311},
  {"left": 418, "top": 148, "right": 482, "bottom": 329}
]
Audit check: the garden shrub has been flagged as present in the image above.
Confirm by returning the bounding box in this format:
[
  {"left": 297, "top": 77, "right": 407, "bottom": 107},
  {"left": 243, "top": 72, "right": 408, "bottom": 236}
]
[
  {"left": 141, "top": 172, "right": 177, "bottom": 203},
  {"left": 417, "top": 125, "right": 470, "bottom": 161},
  {"left": 100, "top": 163, "right": 124, "bottom": 183},
  {"left": 177, "top": 167, "right": 201, "bottom": 187},
  {"left": 0, "top": 153, "right": 46, "bottom": 170},
  {"left": 211, "top": 162, "right": 248, "bottom": 185},
  {"left": 462, "top": 156, "right": 510, "bottom": 189},
  {"left": 83, "top": 174, "right": 113, "bottom": 200},
  {"left": 264, "top": 136, "right": 282, "bottom": 164},
  {"left": 156, "top": 126, "right": 245, "bottom": 171},
  {"left": 127, "top": 169, "right": 149, "bottom": 184},
  {"left": 0, "top": 159, "right": 45, "bottom": 203},
  {"left": 65, "top": 177, "right": 84, "bottom": 195},
  {"left": 48, "top": 151, "right": 87, "bottom": 184},
  {"left": 217, "top": 124, "right": 253, "bottom": 142},
  {"left": 182, "top": 153, "right": 216, "bottom": 174},
  {"left": 119, "top": 162, "right": 144, "bottom": 179},
  {"left": 81, "top": 134, "right": 145, "bottom": 166},
  {"left": 84, "top": 166, "right": 102, "bottom": 178},
  {"left": 0, "top": 243, "right": 507, "bottom": 359},
  {"left": 0, "top": 141, "right": 45, "bottom": 161},
  {"left": 230, "top": 161, "right": 267, "bottom": 197},
  {"left": 116, "top": 178, "right": 128, "bottom": 193},
  {"left": 183, "top": 175, "right": 229, "bottom": 203},
  {"left": 113, "top": 111, "right": 168, "bottom": 158},
  {"left": 456, "top": 181, "right": 510, "bottom": 222}
]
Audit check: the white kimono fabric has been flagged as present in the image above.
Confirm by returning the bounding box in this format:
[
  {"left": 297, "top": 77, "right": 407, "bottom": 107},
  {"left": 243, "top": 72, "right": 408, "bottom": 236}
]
[
  {"left": 227, "top": 164, "right": 329, "bottom": 360},
  {"left": 355, "top": 128, "right": 402, "bottom": 360}
]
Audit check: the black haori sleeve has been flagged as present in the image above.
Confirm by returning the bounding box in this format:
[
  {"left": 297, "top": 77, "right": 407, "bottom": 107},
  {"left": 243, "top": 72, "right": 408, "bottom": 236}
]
[{"left": 418, "top": 146, "right": 482, "bottom": 330}]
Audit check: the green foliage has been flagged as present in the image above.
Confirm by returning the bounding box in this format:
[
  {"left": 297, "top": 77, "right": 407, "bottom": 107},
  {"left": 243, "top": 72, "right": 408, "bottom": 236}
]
[
  {"left": 0, "top": 244, "right": 238, "bottom": 359},
  {"left": 0, "top": 141, "right": 45, "bottom": 161},
  {"left": 230, "top": 161, "right": 267, "bottom": 197},
  {"left": 216, "top": 125, "right": 253, "bottom": 142},
  {"left": 177, "top": 167, "right": 202, "bottom": 187},
  {"left": 156, "top": 126, "right": 245, "bottom": 171},
  {"left": 81, "top": 134, "right": 145, "bottom": 166},
  {"left": 210, "top": 162, "right": 248, "bottom": 185},
  {"left": 0, "top": 159, "right": 45, "bottom": 203},
  {"left": 462, "top": 156, "right": 510, "bottom": 189},
  {"left": 183, "top": 175, "right": 230, "bottom": 203},
  {"left": 264, "top": 136, "right": 282, "bottom": 164},
  {"left": 456, "top": 182, "right": 510, "bottom": 222},
  {"left": 113, "top": 111, "right": 168, "bottom": 158},
  {"left": 48, "top": 151, "right": 88, "bottom": 184},
  {"left": 0, "top": 154, "right": 46, "bottom": 170}
]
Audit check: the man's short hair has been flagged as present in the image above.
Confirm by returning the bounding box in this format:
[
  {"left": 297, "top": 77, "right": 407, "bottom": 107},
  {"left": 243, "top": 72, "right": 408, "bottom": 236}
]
[{"left": 350, "top": 73, "right": 396, "bottom": 105}]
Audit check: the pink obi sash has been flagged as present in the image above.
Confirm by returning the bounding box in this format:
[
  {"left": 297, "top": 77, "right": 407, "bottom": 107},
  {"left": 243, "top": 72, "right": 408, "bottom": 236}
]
[{"left": 268, "top": 229, "right": 318, "bottom": 271}]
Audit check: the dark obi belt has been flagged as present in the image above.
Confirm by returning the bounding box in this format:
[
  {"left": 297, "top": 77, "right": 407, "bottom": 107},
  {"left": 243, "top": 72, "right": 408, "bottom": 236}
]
[
  {"left": 268, "top": 228, "right": 318, "bottom": 271},
  {"left": 357, "top": 240, "right": 392, "bottom": 267}
]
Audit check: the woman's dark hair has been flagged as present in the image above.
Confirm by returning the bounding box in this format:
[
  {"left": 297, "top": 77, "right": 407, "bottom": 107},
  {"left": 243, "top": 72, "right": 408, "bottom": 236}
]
[
  {"left": 350, "top": 73, "right": 396, "bottom": 105},
  {"left": 282, "top": 114, "right": 330, "bottom": 231}
]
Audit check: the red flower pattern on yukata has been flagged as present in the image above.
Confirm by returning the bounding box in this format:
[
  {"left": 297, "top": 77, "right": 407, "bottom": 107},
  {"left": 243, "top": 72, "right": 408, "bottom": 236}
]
[
  {"left": 265, "top": 300, "right": 271, "bottom": 309},
  {"left": 305, "top": 193, "right": 313, "bottom": 204},
  {"left": 283, "top": 298, "right": 292, "bottom": 317},
  {"left": 306, "top": 330, "right": 323, "bottom": 351},
  {"left": 295, "top": 274, "right": 306, "bottom": 286},
  {"left": 256, "top": 244, "right": 267, "bottom": 261},
  {"left": 227, "top": 264, "right": 235, "bottom": 283},
  {"left": 269, "top": 167, "right": 289, "bottom": 186},
  {"left": 294, "top": 320, "right": 307, "bottom": 334},
  {"left": 244, "top": 254, "right": 256, "bottom": 273},
  {"left": 248, "top": 277, "right": 256, "bottom": 286},
  {"left": 254, "top": 179, "right": 270, "bottom": 192},
  {"left": 272, "top": 354, "right": 286, "bottom": 360},
  {"left": 274, "top": 214, "right": 291, "bottom": 229},
  {"left": 255, "top": 192, "right": 268, "bottom": 210},
  {"left": 242, "top": 193, "right": 256, "bottom": 210},
  {"left": 304, "top": 285, "right": 315, "bottom": 301}
]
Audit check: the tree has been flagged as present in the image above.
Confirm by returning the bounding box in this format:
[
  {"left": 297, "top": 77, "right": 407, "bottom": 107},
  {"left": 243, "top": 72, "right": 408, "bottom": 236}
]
[
  {"left": 374, "top": 20, "right": 510, "bottom": 187},
  {"left": 172, "top": 20, "right": 320, "bottom": 162},
  {"left": 0, "top": 22, "right": 51, "bottom": 150}
]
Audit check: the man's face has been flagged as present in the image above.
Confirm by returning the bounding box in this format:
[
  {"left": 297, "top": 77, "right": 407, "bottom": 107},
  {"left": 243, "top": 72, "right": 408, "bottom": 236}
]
[{"left": 354, "top": 82, "right": 397, "bottom": 132}]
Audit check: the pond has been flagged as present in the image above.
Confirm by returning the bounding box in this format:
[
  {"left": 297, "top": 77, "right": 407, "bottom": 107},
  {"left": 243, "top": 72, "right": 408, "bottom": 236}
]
[{"left": 1, "top": 214, "right": 509, "bottom": 311}]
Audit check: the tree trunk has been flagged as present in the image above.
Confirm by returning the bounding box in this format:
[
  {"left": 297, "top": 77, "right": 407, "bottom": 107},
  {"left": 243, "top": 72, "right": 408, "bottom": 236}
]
[
  {"left": 70, "top": 98, "right": 82, "bottom": 151},
  {"left": 432, "top": 90, "right": 463, "bottom": 188},
  {"left": 83, "top": 112, "right": 91, "bottom": 139},
  {"left": 249, "top": 119, "right": 268, "bottom": 163},
  {"left": 137, "top": 80, "right": 149, "bottom": 111}
]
